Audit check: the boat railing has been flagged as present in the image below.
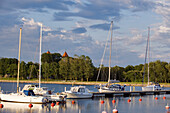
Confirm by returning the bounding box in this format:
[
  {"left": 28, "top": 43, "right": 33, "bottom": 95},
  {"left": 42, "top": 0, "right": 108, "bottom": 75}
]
[{"left": 1, "top": 90, "right": 17, "bottom": 94}]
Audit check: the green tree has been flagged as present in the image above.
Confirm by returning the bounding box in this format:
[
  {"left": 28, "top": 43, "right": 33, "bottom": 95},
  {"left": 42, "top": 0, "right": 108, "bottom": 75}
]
[
  {"left": 50, "top": 62, "right": 60, "bottom": 79},
  {"left": 59, "top": 57, "right": 70, "bottom": 81},
  {"left": 42, "top": 62, "right": 50, "bottom": 80},
  {"left": 20, "top": 61, "right": 27, "bottom": 79},
  {"left": 84, "top": 56, "right": 94, "bottom": 82},
  {"left": 70, "top": 58, "right": 79, "bottom": 80},
  {"left": 41, "top": 53, "right": 53, "bottom": 63}
]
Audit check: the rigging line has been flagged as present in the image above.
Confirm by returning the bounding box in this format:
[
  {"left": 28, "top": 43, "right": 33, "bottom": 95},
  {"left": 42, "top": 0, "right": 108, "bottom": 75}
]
[
  {"left": 147, "top": 27, "right": 150, "bottom": 85},
  {"left": 142, "top": 27, "right": 150, "bottom": 85},
  {"left": 29, "top": 40, "right": 39, "bottom": 79},
  {"left": 114, "top": 32, "right": 118, "bottom": 80},
  {"left": 96, "top": 22, "right": 112, "bottom": 82}
]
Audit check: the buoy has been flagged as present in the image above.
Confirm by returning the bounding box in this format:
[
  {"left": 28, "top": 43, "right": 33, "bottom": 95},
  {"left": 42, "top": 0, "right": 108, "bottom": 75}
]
[
  {"left": 139, "top": 98, "right": 142, "bottom": 101},
  {"left": 163, "top": 96, "right": 166, "bottom": 99},
  {"left": 155, "top": 97, "right": 158, "bottom": 100},
  {"left": 101, "top": 100, "right": 104, "bottom": 104},
  {"left": 127, "top": 99, "right": 131, "bottom": 102},
  {"left": 113, "top": 109, "right": 118, "bottom": 113},
  {"left": 28, "top": 104, "right": 33, "bottom": 108},
  {"left": 102, "top": 111, "right": 107, "bottom": 113},
  {"left": 165, "top": 105, "right": 170, "bottom": 109},
  {"left": 56, "top": 102, "right": 60, "bottom": 105},
  {"left": 167, "top": 111, "right": 170, "bottom": 113},
  {"left": 51, "top": 102, "right": 55, "bottom": 107},
  {"left": 72, "top": 100, "right": 75, "bottom": 104},
  {"left": 0, "top": 104, "right": 3, "bottom": 108},
  {"left": 112, "top": 100, "right": 116, "bottom": 103}
]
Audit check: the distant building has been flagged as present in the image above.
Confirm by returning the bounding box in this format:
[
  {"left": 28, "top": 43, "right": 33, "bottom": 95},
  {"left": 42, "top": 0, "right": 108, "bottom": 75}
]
[
  {"left": 62, "top": 51, "right": 69, "bottom": 57},
  {"left": 47, "top": 50, "right": 51, "bottom": 54}
]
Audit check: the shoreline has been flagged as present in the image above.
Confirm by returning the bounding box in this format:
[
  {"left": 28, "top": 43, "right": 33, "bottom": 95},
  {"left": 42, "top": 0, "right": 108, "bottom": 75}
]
[{"left": 0, "top": 80, "right": 170, "bottom": 87}]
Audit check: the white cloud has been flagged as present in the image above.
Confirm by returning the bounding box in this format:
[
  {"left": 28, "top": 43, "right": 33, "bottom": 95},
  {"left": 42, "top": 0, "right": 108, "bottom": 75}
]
[{"left": 21, "top": 17, "right": 42, "bottom": 29}]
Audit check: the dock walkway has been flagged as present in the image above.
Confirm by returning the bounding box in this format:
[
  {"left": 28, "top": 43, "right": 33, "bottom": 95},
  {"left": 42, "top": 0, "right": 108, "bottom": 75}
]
[{"left": 91, "top": 90, "right": 170, "bottom": 97}]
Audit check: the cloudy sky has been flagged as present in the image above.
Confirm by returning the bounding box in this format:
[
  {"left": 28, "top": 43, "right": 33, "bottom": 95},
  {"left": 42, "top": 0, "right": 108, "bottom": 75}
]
[{"left": 0, "top": 0, "right": 170, "bottom": 67}]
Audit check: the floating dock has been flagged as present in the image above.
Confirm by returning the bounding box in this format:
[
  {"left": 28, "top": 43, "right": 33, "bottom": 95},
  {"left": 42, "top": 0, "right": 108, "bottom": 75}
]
[{"left": 91, "top": 90, "right": 170, "bottom": 97}]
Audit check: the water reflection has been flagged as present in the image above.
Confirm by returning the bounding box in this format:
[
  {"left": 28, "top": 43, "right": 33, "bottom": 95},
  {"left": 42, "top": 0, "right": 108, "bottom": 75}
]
[
  {"left": 0, "top": 102, "right": 48, "bottom": 113},
  {"left": 0, "top": 82, "right": 170, "bottom": 113}
]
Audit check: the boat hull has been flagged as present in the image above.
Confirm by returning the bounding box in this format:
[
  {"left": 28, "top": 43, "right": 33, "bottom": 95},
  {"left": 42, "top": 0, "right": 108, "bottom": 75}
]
[
  {"left": 98, "top": 84, "right": 125, "bottom": 93},
  {"left": 0, "top": 93, "right": 47, "bottom": 104},
  {"left": 66, "top": 93, "right": 92, "bottom": 99},
  {"left": 98, "top": 88, "right": 124, "bottom": 93},
  {"left": 142, "top": 85, "right": 163, "bottom": 91}
]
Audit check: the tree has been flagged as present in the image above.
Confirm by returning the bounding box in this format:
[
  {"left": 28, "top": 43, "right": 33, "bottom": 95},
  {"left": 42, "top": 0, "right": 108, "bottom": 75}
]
[
  {"left": 124, "top": 65, "right": 134, "bottom": 72},
  {"left": 50, "top": 62, "right": 60, "bottom": 79},
  {"left": 41, "top": 53, "right": 62, "bottom": 63},
  {"left": 70, "top": 58, "right": 80, "bottom": 80},
  {"left": 78, "top": 55, "right": 86, "bottom": 81},
  {"left": 165, "top": 63, "right": 170, "bottom": 83},
  {"left": 59, "top": 57, "right": 70, "bottom": 81},
  {"left": 84, "top": 56, "right": 94, "bottom": 82},
  {"left": 41, "top": 53, "right": 53, "bottom": 63},
  {"left": 42, "top": 62, "right": 50, "bottom": 80},
  {"left": 20, "top": 61, "right": 27, "bottom": 79}
]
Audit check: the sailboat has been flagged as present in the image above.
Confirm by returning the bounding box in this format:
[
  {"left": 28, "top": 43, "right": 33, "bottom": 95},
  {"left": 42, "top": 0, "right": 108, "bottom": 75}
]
[
  {"left": 96, "top": 21, "right": 126, "bottom": 92},
  {"left": 22, "top": 24, "right": 67, "bottom": 102},
  {"left": 142, "top": 27, "right": 163, "bottom": 91},
  {"left": 0, "top": 28, "right": 48, "bottom": 104}
]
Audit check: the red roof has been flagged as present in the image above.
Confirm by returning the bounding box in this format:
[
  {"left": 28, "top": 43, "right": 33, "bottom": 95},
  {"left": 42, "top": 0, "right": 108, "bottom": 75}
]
[
  {"left": 47, "top": 51, "right": 51, "bottom": 54},
  {"left": 62, "top": 51, "right": 68, "bottom": 57}
]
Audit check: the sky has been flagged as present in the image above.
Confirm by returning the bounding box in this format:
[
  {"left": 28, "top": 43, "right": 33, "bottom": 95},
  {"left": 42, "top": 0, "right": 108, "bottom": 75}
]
[{"left": 0, "top": 0, "right": 170, "bottom": 67}]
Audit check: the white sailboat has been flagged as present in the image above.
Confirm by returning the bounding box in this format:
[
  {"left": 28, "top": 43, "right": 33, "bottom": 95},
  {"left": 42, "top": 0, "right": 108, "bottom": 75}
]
[
  {"left": 23, "top": 24, "right": 66, "bottom": 102},
  {"left": 62, "top": 86, "right": 92, "bottom": 99},
  {"left": 0, "top": 28, "right": 48, "bottom": 104},
  {"left": 142, "top": 27, "right": 163, "bottom": 91},
  {"left": 97, "top": 21, "right": 126, "bottom": 92}
]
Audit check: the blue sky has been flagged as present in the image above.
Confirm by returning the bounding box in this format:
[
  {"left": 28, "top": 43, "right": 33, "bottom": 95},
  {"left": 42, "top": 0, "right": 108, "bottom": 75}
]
[{"left": 0, "top": 0, "right": 170, "bottom": 67}]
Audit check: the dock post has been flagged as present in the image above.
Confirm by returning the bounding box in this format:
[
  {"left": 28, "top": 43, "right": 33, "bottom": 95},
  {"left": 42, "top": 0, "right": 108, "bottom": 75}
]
[
  {"left": 130, "top": 86, "right": 132, "bottom": 92},
  {"left": 133, "top": 86, "right": 135, "bottom": 91},
  {"left": 19, "top": 87, "right": 21, "bottom": 92},
  {"left": 65, "top": 87, "right": 66, "bottom": 92}
]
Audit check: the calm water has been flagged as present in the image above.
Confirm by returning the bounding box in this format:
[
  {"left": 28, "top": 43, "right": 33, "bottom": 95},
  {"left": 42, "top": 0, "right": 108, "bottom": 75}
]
[{"left": 0, "top": 82, "right": 170, "bottom": 113}]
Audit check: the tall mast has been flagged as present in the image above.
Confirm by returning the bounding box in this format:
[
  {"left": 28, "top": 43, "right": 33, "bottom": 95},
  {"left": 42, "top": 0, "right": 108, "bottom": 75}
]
[
  {"left": 147, "top": 27, "right": 150, "bottom": 85},
  {"left": 17, "top": 28, "right": 22, "bottom": 93},
  {"left": 108, "top": 21, "right": 113, "bottom": 85},
  {"left": 39, "top": 24, "right": 42, "bottom": 88}
]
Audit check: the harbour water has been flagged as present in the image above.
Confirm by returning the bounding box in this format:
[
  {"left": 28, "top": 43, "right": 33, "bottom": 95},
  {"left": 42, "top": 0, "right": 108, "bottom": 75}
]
[{"left": 0, "top": 82, "right": 170, "bottom": 113}]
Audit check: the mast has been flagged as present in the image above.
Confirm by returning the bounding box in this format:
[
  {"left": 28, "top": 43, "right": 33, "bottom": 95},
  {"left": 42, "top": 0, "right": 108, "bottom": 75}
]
[
  {"left": 108, "top": 21, "right": 113, "bottom": 85},
  {"left": 17, "top": 28, "right": 22, "bottom": 93},
  {"left": 39, "top": 24, "right": 42, "bottom": 88},
  {"left": 147, "top": 27, "right": 150, "bottom": 85}
]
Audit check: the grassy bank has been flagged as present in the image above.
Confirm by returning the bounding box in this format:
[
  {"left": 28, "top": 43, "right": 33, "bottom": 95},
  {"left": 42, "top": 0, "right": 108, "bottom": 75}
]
[{"left": 0, "top": 79, "right": 170, "bottom": 87}]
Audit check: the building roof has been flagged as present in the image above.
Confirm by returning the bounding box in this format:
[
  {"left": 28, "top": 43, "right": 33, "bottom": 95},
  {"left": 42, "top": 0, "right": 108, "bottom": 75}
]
[
  {"left": 47, "top": 51, "right": 51, "bottom": 54},
  {"left": 62, "top": 51, "right": 68, "bottom": 57}
]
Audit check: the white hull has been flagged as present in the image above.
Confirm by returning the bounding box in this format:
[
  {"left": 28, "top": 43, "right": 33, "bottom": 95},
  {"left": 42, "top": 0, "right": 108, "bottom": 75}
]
[
  {"left": 98, "top": 87, "right": 123, "bottom": 93},
  {"left": 98, "top": 84, "right": 125, "bottom": 93},
  {"left": 66, "top": 93, "right": 92, "bottom": 99},
  {"left": 142, "top": 85, "right": 163, "bottom": 91},
  {"left": 63, "top": 86, "right": 92, "bottom": 99},
  {"left": 0, "top": 93, "right": 47, "bottom": 104}
]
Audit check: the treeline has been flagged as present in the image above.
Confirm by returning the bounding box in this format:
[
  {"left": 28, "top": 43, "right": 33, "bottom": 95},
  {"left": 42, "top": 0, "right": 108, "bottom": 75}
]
[{"left": 0, "top": 53, "right": 170, "bottom": 83}]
